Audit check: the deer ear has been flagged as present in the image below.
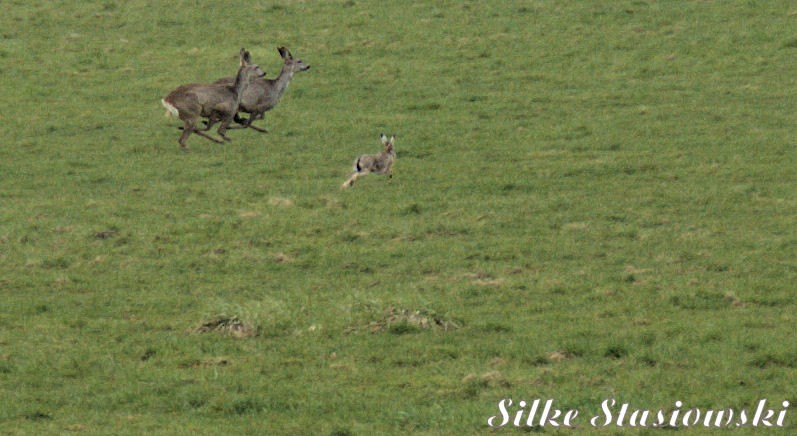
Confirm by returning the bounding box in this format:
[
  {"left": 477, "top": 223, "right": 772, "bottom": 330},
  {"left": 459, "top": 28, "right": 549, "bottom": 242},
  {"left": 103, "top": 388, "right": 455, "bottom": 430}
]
[
  {"left": 389, "top": 135, "right": 396, "bottom": 144},
  {"left": 278, "top": 47, "right": 288, "bottom": 59},
  {"left": 239, "top": 48, "right": 249, "bottom": 66},
  {"left": 380, "top": 133, "right": 388, "bottom": 144}
]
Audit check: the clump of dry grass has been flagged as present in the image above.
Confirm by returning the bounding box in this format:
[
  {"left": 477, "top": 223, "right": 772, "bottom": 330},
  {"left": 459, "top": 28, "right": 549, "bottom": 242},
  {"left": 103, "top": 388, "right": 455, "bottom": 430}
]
[
  {"left": 192, "top": 316, "right": 257, "bottom": 338},
  {"left": 462, "top": 370, "right": 511, "bottom": 388},
  {"left": 366, "top": 307, "right": 460, "bottom": 333}
]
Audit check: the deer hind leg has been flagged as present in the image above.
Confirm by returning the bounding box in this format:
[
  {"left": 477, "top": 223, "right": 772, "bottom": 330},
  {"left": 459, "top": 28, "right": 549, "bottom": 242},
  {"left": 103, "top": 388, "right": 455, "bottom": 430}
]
[
  {"left": 230, "top": 112, "right": 268, "bottom": 133},
  {"left": 227, "top": 113, "right": 249, "bottom": 129},
  {"left": 178, "top": 121, "right": 194, "bottom": 149},
  {"left": 341, "top": 171, "right": 364, "bottom": 189},
  {"left": 246, "top": 113, "right": 268, "bottom": 133},
  {"left": 247, "top": 124, "right": 268, "bottom": 133},
  {"left": 216, "top": 116, "right": 235, "bottom": 142}
]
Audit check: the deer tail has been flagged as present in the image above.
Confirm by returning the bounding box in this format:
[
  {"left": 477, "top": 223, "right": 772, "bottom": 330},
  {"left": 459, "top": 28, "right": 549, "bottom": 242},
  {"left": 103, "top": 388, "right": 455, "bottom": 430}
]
[{"left": 161, "top": 98, "right": 179, "bottom": 118}]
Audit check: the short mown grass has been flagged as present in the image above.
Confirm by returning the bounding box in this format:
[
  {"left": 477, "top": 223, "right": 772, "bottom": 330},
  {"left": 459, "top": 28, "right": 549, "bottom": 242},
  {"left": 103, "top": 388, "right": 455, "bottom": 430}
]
[{"left": 2, "top": 0, "right": 797, "bottom": 434}]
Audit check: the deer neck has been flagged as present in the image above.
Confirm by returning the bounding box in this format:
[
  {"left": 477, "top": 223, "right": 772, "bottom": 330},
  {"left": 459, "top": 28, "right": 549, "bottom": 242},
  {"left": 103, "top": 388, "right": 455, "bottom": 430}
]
[
  {"left": 272, "top": 64, "right": 295, "bottom": 98},
  {"left": 232, "top": 67, "right": 250, "bottom": 105}
]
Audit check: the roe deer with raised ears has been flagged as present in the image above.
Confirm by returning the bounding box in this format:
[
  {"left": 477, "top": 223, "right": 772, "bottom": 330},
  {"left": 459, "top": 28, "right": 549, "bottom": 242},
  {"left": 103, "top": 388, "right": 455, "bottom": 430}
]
[
  {"left": 341, "top": 134, "right": 396, "bottom": 189},
  {"left": 214, "top": 47, "right": 310, "bottom": 133},
  {"left": 161, "top": 49, "right": 266, "bottom": 149}
]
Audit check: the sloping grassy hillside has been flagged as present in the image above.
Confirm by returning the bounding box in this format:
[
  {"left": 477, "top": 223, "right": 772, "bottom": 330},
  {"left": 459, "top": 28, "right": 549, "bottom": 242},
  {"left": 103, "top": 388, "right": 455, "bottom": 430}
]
[{"left": 1, "top": 1, "right": 796, "bottom": 433}]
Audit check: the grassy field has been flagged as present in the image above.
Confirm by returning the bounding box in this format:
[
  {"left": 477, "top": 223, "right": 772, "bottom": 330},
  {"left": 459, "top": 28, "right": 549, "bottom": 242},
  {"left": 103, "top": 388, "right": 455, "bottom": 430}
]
[{"left": 2, "top": 0, "right": 797, "bottom": 433}]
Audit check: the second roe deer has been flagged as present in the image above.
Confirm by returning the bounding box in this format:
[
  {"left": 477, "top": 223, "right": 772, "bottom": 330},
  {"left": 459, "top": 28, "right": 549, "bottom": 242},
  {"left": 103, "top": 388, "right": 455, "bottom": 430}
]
[
  {"left": 214, "top": 47, "right": 310, "bottom": 133},
  {"left": 161, "top": 48, "right": 265, "bottom": 149}
]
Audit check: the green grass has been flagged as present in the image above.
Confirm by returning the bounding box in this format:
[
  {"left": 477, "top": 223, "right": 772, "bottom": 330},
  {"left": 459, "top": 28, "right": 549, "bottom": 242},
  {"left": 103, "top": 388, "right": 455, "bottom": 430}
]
[{"left": 2, "top": 0, "right": 797, "bottom": 433}]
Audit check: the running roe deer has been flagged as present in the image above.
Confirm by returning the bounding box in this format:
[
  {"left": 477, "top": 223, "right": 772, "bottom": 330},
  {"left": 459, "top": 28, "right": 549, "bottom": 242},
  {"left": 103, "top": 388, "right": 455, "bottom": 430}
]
[
  {"left": 161, "top": 49, "right": 266, "bottom": 149},
  {"left": 214, "top": 47, "right": 310, "bottom": 133},
  {"left": 341, "top": 134, "right": 396, "bottom": 189}
]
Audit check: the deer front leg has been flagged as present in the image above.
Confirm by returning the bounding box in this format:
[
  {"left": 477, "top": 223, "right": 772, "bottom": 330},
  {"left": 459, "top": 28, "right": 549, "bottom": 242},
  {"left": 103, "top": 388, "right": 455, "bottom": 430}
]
[
  {"left": 186, "top": 115, "right": 220, "bottom": 132},
  {"left": 246, "top": 113, "right": 268, "bottom": 133},
  {"left": 196, "top": 115, "right": 220, "bottom": 132},
  {"left": 193, "top": 130, "right": 226, "bottom": 143}
]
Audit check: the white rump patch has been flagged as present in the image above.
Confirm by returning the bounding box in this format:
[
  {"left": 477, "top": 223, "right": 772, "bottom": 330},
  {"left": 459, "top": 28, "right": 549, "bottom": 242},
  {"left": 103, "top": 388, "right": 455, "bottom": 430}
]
[{"left": 161, "top": 98, "right": 179, "bottom": 118}]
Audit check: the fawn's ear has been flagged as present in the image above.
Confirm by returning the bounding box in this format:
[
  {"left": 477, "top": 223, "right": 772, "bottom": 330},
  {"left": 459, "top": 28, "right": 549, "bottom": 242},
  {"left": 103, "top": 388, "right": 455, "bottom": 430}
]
[
  {"left": 380, "top": 133, "right": 388, "bottom": 144},
  {"left": 389, "top": 135, "right": 396, "bottom": 145},
  {"left": 278, "top": 47, "right": 291, "bottom": 60}
]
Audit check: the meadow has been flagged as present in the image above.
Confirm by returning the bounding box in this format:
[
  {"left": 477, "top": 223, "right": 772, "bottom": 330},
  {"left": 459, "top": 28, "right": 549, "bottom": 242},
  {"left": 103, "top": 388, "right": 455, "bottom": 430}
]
[{"left": 1, "top": 0, "right": 797, "bottom": 433}]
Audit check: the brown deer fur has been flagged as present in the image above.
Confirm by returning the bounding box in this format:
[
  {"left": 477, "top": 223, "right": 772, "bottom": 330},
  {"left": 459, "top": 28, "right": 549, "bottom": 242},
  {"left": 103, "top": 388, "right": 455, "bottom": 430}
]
[
  {"left": 161, "top": 49, "right": 265, "bottom": 149},
  {"left": 214, "top": 47, "right": 310, "bottom": 133}
]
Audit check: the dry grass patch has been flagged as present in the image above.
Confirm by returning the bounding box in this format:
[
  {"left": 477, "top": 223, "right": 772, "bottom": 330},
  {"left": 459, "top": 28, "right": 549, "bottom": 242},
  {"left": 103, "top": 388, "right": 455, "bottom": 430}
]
[
  {"left": 724, "top": 291, "right": 744, "bottom": 307},
  {"left": 465, "top": 272, "right": 506, "bottom": 287},
  {"left": 547, "top": 350, "right": 575, "bottom": 363},
  {"left": 359, "top": 307, "right": 460, "bottom": 334},
  {"left": 272, "top": 252, "right": 293, "bottom": 263},
  {"left": 462, "top": 370, "right": 511, "bottom": 390},
  {"left": 268, "top": 197, "right": 294, "bottom": 207},
  {"left": 192, "top": 316, "right": 257, "bottom": 338}
]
